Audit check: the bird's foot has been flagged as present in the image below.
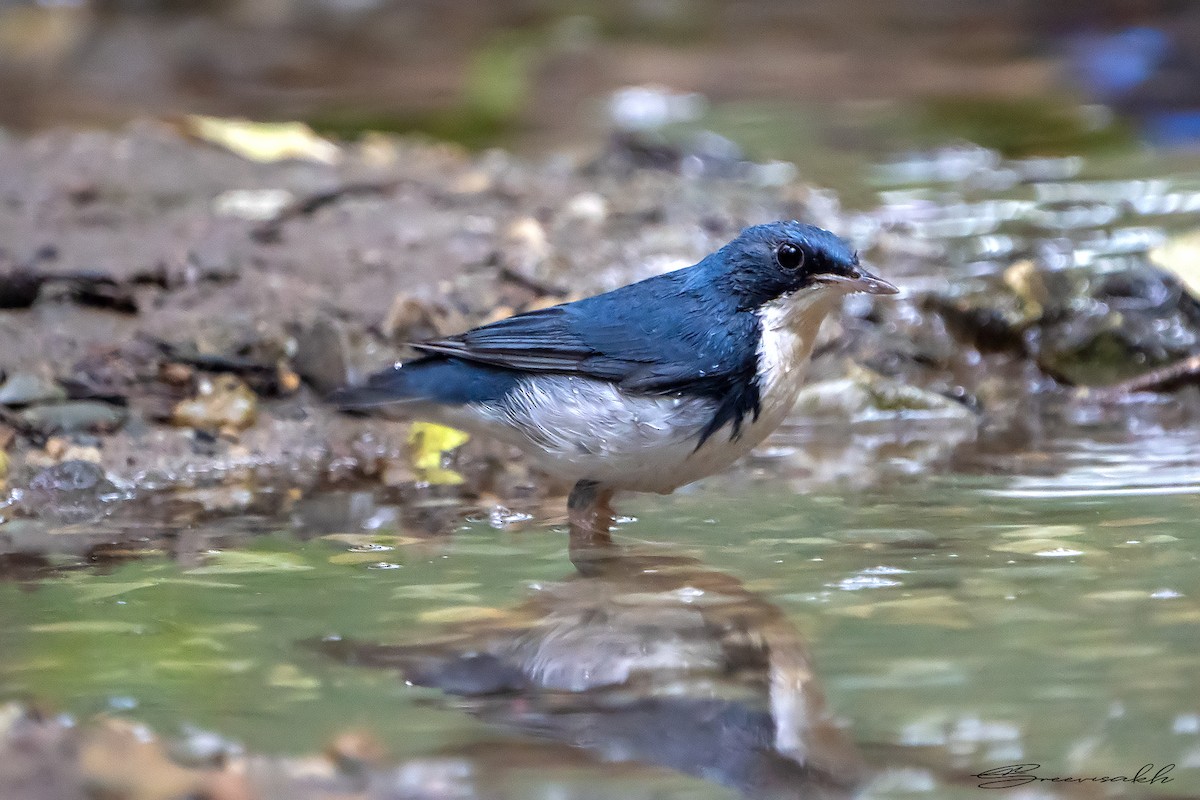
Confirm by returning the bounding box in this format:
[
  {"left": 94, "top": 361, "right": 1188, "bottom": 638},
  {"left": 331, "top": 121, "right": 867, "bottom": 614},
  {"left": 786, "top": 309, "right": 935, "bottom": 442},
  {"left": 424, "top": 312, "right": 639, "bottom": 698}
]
[{"left": 567, "top": 480, "right": 616, "bottom": 560}]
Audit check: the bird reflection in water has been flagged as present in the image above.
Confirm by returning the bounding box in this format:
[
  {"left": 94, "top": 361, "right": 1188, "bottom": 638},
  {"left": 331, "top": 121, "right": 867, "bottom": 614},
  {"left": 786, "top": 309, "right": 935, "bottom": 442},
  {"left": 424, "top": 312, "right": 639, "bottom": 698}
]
[{"left": 318, "top": 522, "right": 865, "bottom": 799}]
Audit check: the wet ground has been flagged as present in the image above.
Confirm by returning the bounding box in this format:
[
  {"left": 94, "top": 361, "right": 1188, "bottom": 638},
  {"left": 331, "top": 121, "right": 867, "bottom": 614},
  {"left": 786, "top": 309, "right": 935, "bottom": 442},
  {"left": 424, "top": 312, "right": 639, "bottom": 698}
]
[{"left": 3, "top": 98, "right": 1200, "bottom": 798}]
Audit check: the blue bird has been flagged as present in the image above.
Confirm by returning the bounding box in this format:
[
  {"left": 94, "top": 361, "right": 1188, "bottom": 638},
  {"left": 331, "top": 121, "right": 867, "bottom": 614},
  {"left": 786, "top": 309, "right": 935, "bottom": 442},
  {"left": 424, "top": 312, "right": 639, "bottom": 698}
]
[{"left": 333, "top": 221, "right": 897, "bottom": 533}]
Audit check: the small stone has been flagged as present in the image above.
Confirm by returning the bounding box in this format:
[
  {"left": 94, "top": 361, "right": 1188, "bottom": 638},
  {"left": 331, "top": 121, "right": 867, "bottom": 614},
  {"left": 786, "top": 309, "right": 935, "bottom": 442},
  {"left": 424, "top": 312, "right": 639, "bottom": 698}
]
[
  {"left": 0, "top": 372, "right": 66, "bottom": 407},
  {"left": 172, "top": 375, "right": 257, "bottom": 432},
  {"left": 19, "top": 401, "right": 126, "bottom": 434},
  {"left": 502, "top": 216, "right": 550, "bottom": 271},
  {"left": 19, "top": 459, "right": 118, "bottom": 523},
  {"left": 382, "top": 293, "right": 466, "bottom": 343},
  {"left": 793, "top": 366, "right": 976, "bottom": 422},
  {"left": 43, "top": 436, "right": 68, "bottom": 460},
  {"left": 380, "top": 457, "right": 414, "bottom": 487},
  {"left": 449, "top": 169, "right": 492, "bottom": 195},
  {"left": 356, "top": 132, "right": 399, "bottom": 168},
  {"left": 212, "top": 188, "right": 294, "bottom": 221},
  {"left": 28, "top": 459, "right": 108, "bottom": 493},
  {"left": 292, "top": 317, "right": 353, "bottom": 395},
  {"left": 158, "top": 362, "right": 195, "bottom": 386},
  {"left": 326, "top": 729, "right": 386, "bottom": 767},
  {"left": 560, "top": 192, "right": 608, "bottom": 227}
]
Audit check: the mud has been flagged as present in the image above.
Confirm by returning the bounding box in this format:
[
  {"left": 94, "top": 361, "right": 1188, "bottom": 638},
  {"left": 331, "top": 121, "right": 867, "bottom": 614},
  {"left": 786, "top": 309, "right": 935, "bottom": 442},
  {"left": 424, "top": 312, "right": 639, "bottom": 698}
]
[{"left": 1, "top": 125, "right": 1199, "bottom": 526}]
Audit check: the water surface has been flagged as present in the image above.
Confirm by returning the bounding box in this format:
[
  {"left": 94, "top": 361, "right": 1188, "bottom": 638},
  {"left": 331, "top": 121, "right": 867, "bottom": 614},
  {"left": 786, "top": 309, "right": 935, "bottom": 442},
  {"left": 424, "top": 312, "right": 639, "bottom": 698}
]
[{"left": 2, "top": 416, "right": 1198, "bottom": 798}]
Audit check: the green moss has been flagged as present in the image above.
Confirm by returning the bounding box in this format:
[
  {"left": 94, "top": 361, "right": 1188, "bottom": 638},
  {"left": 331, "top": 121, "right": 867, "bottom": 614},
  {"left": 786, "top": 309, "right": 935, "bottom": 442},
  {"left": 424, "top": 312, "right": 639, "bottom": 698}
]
[
  {"left": 916, "top": 96, "right": 1136, "bottom": 157},
  {"left": 308, "top": 30, "right": 540, "bottom": 149}
]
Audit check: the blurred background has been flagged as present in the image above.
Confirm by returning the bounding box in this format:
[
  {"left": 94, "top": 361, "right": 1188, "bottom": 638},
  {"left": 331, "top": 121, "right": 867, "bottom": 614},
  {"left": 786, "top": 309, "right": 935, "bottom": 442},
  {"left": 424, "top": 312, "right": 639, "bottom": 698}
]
[{"left": 4, "top": 0, "right": 1200, "bottom": 167}]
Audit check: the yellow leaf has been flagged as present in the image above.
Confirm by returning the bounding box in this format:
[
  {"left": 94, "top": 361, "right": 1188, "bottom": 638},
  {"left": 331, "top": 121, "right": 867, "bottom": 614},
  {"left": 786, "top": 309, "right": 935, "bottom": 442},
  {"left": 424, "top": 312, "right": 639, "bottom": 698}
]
[
  {"left": 408, "top": 422, "right": 469, "bottom": 485},
  {"left": 184, "top": 115, "right": 340, "bottom": 164}
]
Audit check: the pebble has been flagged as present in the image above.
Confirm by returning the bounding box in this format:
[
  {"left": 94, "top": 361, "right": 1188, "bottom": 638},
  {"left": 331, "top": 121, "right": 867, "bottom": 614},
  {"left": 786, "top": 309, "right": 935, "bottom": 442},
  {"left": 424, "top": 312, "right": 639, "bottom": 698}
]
[
  {"left": 19, "top": 401, "right": 126, "bottom": 434},
  {"left": 172, "top": 375, "right": 258, "bottom": 433},
  {"left": 0, "top": 372, "right": 66, "bottom": 407},
  {"left": 292, "top": 316, "right": 353, "bottom": 394},
  {"left": 560, "top": 192, "right": 608, "bottom": 227}
]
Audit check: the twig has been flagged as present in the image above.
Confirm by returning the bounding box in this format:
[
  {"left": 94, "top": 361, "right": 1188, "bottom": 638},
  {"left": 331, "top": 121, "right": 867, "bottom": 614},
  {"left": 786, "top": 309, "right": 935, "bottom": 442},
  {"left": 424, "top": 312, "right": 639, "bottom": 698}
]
[
  {"left": 497, "top": 266, "right": 569, "bottom": 299},
  {"left": 1097, "top": 354, "right": 1200, "bottom": 396},
  {"left": 250, "top": 180, "right": 402, "bottom": 243}
]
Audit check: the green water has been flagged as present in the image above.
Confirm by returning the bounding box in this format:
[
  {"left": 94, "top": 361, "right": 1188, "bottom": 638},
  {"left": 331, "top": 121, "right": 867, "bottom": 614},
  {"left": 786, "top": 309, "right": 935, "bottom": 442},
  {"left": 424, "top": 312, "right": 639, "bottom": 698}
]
[{"left": 2, "top": 423, "right": 1199, "bottom": 798}]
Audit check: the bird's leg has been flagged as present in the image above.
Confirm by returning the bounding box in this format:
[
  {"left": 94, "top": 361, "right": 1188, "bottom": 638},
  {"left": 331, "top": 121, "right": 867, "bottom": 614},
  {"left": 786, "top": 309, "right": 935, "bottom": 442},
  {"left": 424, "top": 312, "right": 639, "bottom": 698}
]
[{"left": 567, "top": 479, "right": 616, "bottom": 554}]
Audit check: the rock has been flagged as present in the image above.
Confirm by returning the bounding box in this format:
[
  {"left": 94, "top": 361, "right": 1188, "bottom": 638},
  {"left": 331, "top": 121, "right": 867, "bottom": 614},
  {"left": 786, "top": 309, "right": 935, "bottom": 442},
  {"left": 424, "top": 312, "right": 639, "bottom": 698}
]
[
  {"left": 291, "top": 316, "right": 353, "bottom": 395},
  {"left": 172, "top": 375, "right": 258, "bottom": 433},
  {"left": 382, "top": 293, "right": 467, "bottom": 344},
  {"left": 794, "top": 366, "right": 976, "bottom": 422},
  {"left": 501, "top": 216, "right": 550, "bottom": 273},
  {"left": 19, "top": 460, "right": 119, "bottom": 524},
  {"left": 1039, "top": 265, "right": 1200, "bottom": 385},
  {"left": 0, "top": 704, "right": 86, "bottom": 800},
  {"left": 928, "top": 258, "right": 1200, "bottom": 386},
  {"left": 0, "top": 269, "right": 45, "bottom": 309},
  {"left": 27, "top": 459, "right": 109, "bottom": 494},
  {"left": 18, "top": 401, "right": 126, "bottom": 434},
  {"left": 0, "top": 373, "right": 66, "bottom": 407},
  {"left": 559, "top": 192, "right": 609, "bottom": 228},
  {"left": 212, "top": 188, "right": 294, "bottom": 221}
]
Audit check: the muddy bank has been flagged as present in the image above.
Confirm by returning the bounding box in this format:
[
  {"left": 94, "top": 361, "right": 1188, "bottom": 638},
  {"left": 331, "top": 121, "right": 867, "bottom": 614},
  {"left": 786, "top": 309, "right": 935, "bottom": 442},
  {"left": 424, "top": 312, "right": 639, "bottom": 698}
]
[
  {"left": 0, "top": 121, "right": 866, "bottom": 514},
  {"left": 1, "top": 123, "right": 1199, "bottom": 527}
]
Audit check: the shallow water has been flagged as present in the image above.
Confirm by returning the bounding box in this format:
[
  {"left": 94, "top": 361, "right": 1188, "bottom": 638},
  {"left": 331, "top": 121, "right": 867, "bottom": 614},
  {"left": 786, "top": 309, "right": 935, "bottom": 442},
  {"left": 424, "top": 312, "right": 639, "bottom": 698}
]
[{"left": 3, "top": 413, "right": 1199, "bottom": 798}]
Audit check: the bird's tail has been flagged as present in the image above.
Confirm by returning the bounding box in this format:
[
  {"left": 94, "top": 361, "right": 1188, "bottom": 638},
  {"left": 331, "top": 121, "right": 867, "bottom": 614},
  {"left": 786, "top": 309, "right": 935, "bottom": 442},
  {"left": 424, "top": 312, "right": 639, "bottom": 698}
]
[
  {"left": 328, "top": 364, "right": 432, "bottom": 412},
  {"left": 329, "top": 358, "right": 520, "bottom": 413}
]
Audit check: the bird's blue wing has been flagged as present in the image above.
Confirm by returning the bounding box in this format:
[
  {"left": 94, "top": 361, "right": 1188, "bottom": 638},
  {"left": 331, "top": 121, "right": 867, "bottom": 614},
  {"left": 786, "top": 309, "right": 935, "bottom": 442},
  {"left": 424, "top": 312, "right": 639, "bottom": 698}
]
[
  {"left": 412, "top": 274, "right": 764, "bottom": 443},
  {"left": 412, "top": 306, "right": 598, "bottom": 374},
  {"left": 413, "top": 275, "right": 758, "bottom": 394}
]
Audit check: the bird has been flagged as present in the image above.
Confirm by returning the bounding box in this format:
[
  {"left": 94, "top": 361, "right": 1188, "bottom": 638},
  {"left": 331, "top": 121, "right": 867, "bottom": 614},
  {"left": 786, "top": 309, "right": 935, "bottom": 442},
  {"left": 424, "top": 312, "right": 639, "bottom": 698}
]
[{"left": 332, "top": 220, "right": 897, "bottom": 537}]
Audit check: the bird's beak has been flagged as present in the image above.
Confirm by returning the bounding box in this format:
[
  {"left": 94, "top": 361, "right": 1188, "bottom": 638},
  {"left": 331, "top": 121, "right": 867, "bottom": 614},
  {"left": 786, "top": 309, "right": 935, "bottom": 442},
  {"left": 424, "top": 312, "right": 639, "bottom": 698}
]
[{"left": 816, "top": 265, "right": 899, "bottom": 296}]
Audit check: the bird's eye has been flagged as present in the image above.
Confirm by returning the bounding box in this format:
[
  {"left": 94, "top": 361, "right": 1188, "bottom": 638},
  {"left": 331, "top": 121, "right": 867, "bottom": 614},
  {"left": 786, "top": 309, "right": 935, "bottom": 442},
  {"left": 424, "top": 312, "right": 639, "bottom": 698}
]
[{"left": 775, "top": 242, "right": 804, "bottom": 271}]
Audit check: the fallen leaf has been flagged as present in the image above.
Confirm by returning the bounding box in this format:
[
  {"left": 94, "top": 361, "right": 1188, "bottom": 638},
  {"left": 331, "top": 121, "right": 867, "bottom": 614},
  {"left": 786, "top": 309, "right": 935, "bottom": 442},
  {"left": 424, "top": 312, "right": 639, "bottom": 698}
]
[
  {"left": 1001, "top": 524, "right": 1086, "bottom": 539},
  {"left": 186, "top": 550, "right": 313, "bottom": 575},
  {"left": 76, "top": 580, "right": 161, "bottom": 602},
  {"left": 827, "top": 595, "right": 972, "bottom": 628},
  {"left": 990, "top": 539, "right": 1103, "bottom": 557},
  {"left": 267, "top": 664, "right": 320, "bottom": 690},
  {"left": 417, "top": 605, "right": 506, "bottom": 624},
  {"left": 155, "top": 659, "right": 255, "bottom": 673},
  {"left": 408, "top": 421, "right": 469, "bottom": 485},
  {"left": 30, "top": 621, "right": 146, "bottom": 634},
  {"left": 184, "top": 116, "right": 340, "bottom": 164},
  {"left": 1098, "top": 517, "right": 1167, "bottom": 527}
]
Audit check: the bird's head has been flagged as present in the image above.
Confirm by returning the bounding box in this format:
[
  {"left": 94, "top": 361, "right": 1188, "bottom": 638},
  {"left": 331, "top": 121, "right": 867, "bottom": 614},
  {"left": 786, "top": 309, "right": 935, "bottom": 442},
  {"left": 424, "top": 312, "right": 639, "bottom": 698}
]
[{"left": 703, "top": 221, "right": 897, "bottom": 323}]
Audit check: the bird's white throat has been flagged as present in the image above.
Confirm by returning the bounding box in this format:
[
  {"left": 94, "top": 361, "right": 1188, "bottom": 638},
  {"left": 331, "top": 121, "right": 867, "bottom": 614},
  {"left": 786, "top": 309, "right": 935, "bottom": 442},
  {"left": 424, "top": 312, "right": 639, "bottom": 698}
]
[{"left": 753, "top": 288, "right": 841, "bottom": 431}]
